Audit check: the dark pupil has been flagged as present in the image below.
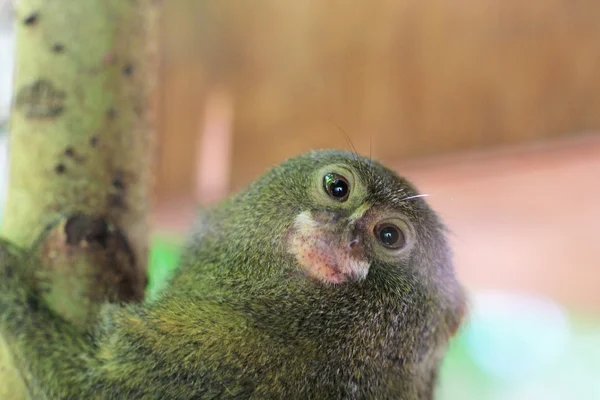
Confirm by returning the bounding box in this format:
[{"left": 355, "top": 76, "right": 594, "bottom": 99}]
[
  {"left": 330, "top": 179, "right": 347, "bottom": 198},
  {"left": 380, "top": 226, "right": 399, "bottom": 246},
  {"left": 324, "top": 174, "right": 349, "bottom": 200}
]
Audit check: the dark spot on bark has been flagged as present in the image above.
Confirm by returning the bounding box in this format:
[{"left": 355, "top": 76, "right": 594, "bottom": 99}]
[
  {"left": 15, "top": 80, "right": 66, "bottom": 118},
  {"left": 122, "top": 64, "right": 134, "bottom": 76},
  {"left": 112, "top": 177, "right": 124, "bottom": 190},
  {"left": 108, "top": 171, "right": 127, "bottom": 208},
  {"left": 52, "top": 43, "right": 65, "bottom": 53},
  {"left": 106, "top": 108, "right": 117, "bottom": 119},
  {"left": 26, "top": 293, "right": 40, "bottom": 311},
  {"left": 23, "top": 12, "right": 39, "bottom": 25},
  {"left": 89, "top": 136, "right": 99, "bottom": 147},
  {"left": 64, "top": 215, "right": 110, "bottom": 248},
  {"left": 64, "top": 147, "right": 75, "bottom": 157},
  {"left": 55, "top": 163, "right": 66, "bottom": 174}
]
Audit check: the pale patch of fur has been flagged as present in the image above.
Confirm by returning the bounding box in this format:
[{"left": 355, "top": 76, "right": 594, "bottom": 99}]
[{"left": 289, "top": 211, "right": 370, "bottom": 284}]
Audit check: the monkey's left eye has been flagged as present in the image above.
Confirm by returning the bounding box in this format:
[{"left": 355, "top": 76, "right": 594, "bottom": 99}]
[{"left": 323, "top": 173, "right": 350, "bottom": 202}]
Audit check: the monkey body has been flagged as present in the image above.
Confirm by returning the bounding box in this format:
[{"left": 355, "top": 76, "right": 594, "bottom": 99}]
[{"left": 0, "top": 150, "right": 465, "bottom": 399}]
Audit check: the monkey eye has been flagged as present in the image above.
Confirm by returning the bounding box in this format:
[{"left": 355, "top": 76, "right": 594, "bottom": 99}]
[
  {"left": 323, "top": 173, "right": 350, "bottom": 202},
  {"left": 374, "top": 223, "right": 406, "bottom": 249}
]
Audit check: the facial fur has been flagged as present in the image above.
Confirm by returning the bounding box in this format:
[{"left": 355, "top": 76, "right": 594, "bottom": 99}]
[{"left": 287, "top": 210, "right": 371, "bottom": 284}]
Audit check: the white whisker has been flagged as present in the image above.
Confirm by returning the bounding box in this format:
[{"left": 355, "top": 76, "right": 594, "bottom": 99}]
[{"left": 401, "top": 193, "right": 430, "bottom": 201}]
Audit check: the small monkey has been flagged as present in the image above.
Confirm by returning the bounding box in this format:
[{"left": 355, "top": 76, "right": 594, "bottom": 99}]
[{"left": 0, "top": 150, "right": 465, "bottom": 399}]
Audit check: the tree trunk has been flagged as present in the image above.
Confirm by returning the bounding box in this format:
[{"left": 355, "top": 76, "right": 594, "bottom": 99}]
[{"left": 0, "top": 1, "right": 159, "bottom": 398}]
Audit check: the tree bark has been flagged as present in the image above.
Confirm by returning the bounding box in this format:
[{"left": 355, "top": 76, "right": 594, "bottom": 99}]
[{"left": 0, "top": 1, "right": 159, "bottom": 398}]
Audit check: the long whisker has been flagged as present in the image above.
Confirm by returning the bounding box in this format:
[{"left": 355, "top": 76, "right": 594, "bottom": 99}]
[
  {"left": 400, "top": 193, "right": 430, "bottom": 202},
  {"left": 327, "top": 118, "right": 359, "bottom": 157}
]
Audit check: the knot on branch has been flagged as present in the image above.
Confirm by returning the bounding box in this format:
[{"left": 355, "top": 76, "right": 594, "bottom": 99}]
[{"left": 30, "top": 214, "right": 146, "bottom": 329}]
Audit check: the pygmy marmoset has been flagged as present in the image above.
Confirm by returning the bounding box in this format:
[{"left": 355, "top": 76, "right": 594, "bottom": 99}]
[{"left": 0, "top": 149, "right": 466, "bottom": 399}]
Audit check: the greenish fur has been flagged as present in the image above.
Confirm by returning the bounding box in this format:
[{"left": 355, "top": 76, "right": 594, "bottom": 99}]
[{"left": 0, "top": 150, "right": 465, "bottom": 399}]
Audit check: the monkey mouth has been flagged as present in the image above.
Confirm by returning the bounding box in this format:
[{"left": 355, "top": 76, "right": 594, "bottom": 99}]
[{"left": 287, "top": 211, "right": 370, "bottom": 284}]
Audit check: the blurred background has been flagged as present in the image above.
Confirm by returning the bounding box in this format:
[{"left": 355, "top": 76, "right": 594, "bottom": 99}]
[{"left": 2, "top": 1, "right": 600, "bottom": 398}]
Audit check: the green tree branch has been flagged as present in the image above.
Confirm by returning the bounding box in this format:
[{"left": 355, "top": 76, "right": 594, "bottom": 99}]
[{"left": 0, "top": 1, "right": 160, "bottom": 398}]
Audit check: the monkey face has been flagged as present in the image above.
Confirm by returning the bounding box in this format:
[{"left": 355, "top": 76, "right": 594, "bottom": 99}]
[
  {"left": 280, "top": 152, "right": 428, "bottom": 286},
  {"left": 267, "top": 151, "right": 465, "bottom": 337}
]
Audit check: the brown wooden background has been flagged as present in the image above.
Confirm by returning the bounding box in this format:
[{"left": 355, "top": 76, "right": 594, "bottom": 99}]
[{"left": 155, "top": 0, "right": 600, "bottom": 201}]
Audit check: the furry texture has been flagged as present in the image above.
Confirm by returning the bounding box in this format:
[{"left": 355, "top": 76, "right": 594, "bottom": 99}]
[{"left": 0, "top": 150, "right": 465, "bottom": 399}]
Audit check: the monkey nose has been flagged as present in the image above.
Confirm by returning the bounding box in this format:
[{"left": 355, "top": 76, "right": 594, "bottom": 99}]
[
  {"left": 344, "top": 222, "right": 362, "bottom": 247},
  {"left": 345, "top": 233, "right": 364, "bottom": 258}
]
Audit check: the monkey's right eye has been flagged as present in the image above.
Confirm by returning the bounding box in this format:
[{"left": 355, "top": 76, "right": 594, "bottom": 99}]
[
  {"left": 374, "top": 222, "right": 407, "bottom": 250},
  {"left": 323, "top": 173, "right": 350, "bottom": 202}
]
